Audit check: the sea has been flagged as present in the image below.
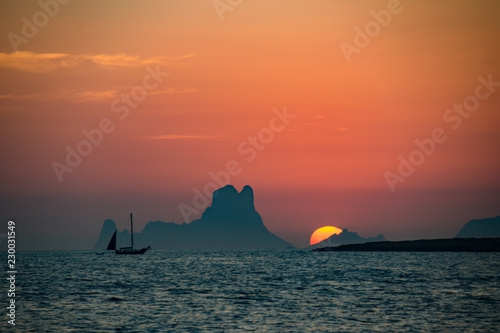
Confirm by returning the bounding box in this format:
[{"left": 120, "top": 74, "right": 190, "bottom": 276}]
[{"left": 3, "top": 249, "right": 500, "bottom": 332}]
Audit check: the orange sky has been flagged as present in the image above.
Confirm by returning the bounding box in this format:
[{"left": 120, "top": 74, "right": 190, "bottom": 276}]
[{"left": 0, "top": 0, "right": 499, "bottom": 249}]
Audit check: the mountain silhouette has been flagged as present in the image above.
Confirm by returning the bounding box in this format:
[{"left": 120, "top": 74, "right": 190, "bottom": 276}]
[
  {"left": 93, "top": 219, "right": 132, "bottom": 250},
  {"left": 455, "top": 216, "right": 500, "bottom": 238},
  {"left": 309, "top": 229, "right": 385, "bottom": 249},
  {"left": 94, "top": 185, "right": 294, "bottom": 250}
]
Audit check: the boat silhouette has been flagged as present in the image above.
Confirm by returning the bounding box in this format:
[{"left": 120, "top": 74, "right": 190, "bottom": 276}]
[{"left": 107, "top": 213, "right": 150, "bottom": 254}]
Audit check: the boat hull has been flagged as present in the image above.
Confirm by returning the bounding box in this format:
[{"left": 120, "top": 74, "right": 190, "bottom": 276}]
[{"left": 115, "top": 246, "right": 150, "bottom": 255}]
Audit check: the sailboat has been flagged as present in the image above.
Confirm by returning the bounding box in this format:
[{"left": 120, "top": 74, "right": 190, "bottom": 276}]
[{"left": 109, "top": 213, "right": 150, "bottom": 255}]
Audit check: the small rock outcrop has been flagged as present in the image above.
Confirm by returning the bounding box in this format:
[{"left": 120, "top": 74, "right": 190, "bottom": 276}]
[{"left": 310, "top": 229, "right": 385, "bottom": 249}]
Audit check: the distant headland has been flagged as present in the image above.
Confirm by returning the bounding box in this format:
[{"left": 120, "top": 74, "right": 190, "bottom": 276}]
[
  {"left": 313, "top": 238, "right": 500, "bottom": 252},
  {"left": 314, "top": 216, "right": 500, "bottom": 252},
  {"left": 94, "top": 185, "right": 294, "bottom": 250}
]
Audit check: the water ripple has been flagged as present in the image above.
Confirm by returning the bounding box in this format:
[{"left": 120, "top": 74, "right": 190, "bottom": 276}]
[{"left": 3, "top": 250, "right": 499, "bottom": 332}]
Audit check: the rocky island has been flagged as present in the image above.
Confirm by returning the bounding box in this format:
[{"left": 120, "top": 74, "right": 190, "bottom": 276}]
[{"left": 94, "top": 185, "right": 293, "bottom": 250}]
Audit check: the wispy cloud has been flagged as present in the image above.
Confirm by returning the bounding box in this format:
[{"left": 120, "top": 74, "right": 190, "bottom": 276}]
[
  {"left": 0, "top": 52, "right": 195, "bottom": 73},
  {"left": 148, "top": 88, "right": 197, "bottom": 96},
  {"left": 73, "top": 90, "right": 120, "bottom": 102},
  {"left": 88, "top": 53, "right": 195, "bottom": 68},
  {"left": 0, "top": 87, "right": 196, "bottom": 103},
  {"left": 332, "top": 127, "right": 348, "bottom": 132},
  {"left": 136, "top": 135, "right": 215, "bottom": 140},
  {"left": 0, "top": 92, "right": 45, "bottom": 100},
  {"left": 0, "top": 89, "right": 119, "bottom": 102}
]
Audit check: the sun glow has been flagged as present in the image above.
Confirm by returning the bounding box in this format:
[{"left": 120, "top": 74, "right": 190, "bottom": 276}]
[{"left": 310, "top": 226, "right": 343, "bottom": 245}]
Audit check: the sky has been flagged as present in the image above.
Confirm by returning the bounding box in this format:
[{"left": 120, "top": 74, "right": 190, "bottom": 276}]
[{"left": 0, "top": 0, "right": 499, "bottom": 250}]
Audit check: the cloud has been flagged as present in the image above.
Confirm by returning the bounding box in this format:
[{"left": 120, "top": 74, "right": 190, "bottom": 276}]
[
  {"left": 0, "top": 89, "right": 119, "bottom": 102},
  {"left": 72, "top": 90, "right": 120, "bottom": 102},
  {"left": 136, "top": 135, "right": 214, "bottom": 140},
  {"left": 86, "top": 53, "right": 195, "bottom": 68},
  {"left": 331, "top": 127, "right": 348, "bottom": 132},
  {"left": 0, "top": 87, "right": 196, "bottom": 103},
  {"left": 71, "top": 86, "right": 196, "bottom": 101},
  {"left": 148, "top": 88, "right": 197, "bottom": 95},
  {"left": 0, "top": 92, "right": 45, "bottom": 100},
  {"left": 0, "top": 51, "right": 195, "bottom": 73}
]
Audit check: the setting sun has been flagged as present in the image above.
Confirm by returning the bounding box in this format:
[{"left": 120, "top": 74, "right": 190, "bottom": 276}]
[{"left": 310, "top": 226, "right": 343, "bottom": 245}]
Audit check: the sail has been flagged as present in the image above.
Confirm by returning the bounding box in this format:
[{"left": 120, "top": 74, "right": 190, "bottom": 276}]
[{"left": 107, "top": 231, "right": 116, "bottom": 250}]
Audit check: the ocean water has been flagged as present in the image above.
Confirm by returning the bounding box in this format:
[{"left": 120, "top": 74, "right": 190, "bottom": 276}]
[{"left": 4, "top": 250, "right": 500, "bottom": 332}]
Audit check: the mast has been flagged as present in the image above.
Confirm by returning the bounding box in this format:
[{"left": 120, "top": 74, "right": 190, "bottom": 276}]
[{"left": 130, "top": 213, "right": 134, "bottom": 249}]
